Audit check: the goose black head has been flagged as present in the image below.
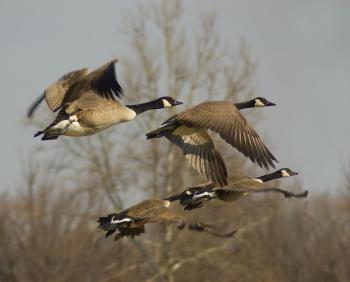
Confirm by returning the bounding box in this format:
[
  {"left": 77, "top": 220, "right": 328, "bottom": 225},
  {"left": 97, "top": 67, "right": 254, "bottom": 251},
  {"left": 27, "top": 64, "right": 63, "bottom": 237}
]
[
  {"left": 254, "top": 97, "right": 276, "bottom": 107},
  {"left": 159, "top": 96, "right": 183, "bottom": 108},
  {"left": 278, "top": 168, "right": 298, "bottom": 178}
]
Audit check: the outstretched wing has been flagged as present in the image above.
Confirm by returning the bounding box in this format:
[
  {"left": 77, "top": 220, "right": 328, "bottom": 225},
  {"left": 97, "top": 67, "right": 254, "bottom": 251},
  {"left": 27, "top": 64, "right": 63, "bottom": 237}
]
[
  {"left": 44, "top": 68, "right": 89, "bottom": 112},
  {"left": 166, "top": 130, "right": 228, "bottom": 186},
  {"left": 86, "top": 59, "right": 123, "bottom": 100},
  {"left": 28, "top": 68, "right": 88, "bottom": 117},
  {"left": 165, "top": 101, "right": 277, "bottom": 169},
  {"left": 27, "top": 93, "right": 45, "bottom": 118}
]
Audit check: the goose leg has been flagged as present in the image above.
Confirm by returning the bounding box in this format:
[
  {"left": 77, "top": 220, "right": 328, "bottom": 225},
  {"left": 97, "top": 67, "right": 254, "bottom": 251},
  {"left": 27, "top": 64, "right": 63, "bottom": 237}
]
[{"left": 187, "top": 222, "right": 236, "bottom": 238}]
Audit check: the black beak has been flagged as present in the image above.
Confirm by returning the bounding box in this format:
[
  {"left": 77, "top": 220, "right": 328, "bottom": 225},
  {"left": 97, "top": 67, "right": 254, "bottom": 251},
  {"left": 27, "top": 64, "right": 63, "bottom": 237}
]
[
  {"left": 267, "top": 101, "right": 276, "bottom": 106},
  {"left": 290, "top": 171, "right": 298, "bottom": 176},
  {"left": 174, "top": 100, "right": 184, "bottom": 105}
]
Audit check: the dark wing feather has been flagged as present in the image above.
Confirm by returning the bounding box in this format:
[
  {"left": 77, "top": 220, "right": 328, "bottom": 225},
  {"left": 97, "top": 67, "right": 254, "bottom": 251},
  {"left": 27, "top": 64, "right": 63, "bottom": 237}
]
[
  {"left": 27, "top": 93, "right": 45, "bottom": 118},
  {"left": 87, "top": 59, "right": 123, "bottom": 100},
  {"left": 166, "top": 130, "right": 228, "bottom": 186},
  {"left": 116, "top": 226, "right": 146, "bottom": 240},
  {"left": 165, "top": 101, "right": 277, "bottom": 169}
]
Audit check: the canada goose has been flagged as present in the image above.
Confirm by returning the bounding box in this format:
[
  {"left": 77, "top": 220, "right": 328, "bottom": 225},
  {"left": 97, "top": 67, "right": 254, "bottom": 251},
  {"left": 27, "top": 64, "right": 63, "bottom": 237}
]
[
  {"left": 165, "top": 168, "right": 308, "bottom": 210},
  {"left": 28, "top": 59, "right": 183, "bottom": 140},
  {"left": 97, "top": 199, "right": 236, "bottom": 241},
  {"left": 146, "top": 97, "right": 277, "bottom": 186}
]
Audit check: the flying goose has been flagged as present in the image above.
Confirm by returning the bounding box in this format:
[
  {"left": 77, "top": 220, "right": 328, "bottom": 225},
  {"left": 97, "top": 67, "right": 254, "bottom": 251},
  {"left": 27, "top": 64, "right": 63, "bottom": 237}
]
[
  {"left": 165, "top": 168, "right": 308, "bottom": 210},
  {"left": 97, "top": 199, "right": 236, "bottom": 241},
  {"left": 28, "top": 59, "right": 183, "bottom": 140},
  {"left": 146, "top": 97, "right": 277, "bottom": 186}
]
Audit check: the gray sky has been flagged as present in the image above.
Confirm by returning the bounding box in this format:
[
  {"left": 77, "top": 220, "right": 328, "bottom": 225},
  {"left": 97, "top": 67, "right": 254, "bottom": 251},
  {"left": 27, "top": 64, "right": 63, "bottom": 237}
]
[{"left": 1, "top": 0, "right": 349, "bottom": 192}]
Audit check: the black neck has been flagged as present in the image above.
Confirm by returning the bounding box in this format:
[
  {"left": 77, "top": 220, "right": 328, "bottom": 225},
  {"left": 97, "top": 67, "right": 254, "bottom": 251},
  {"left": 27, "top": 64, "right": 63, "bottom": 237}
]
[
  {"left": 257, "top": 171, "right": 282, "bottom": 183},
  {"left": 234, "top": 99, "right": 255, "bottom": 110},
  {"left": 126, "top": 98, "right": 165, "bottom": 115},
  {"left": 163, "top": 192, "right": 185, "bottom": 202},
  {"left": 163, "top": 187, "right": 204, "bottom": 203}
]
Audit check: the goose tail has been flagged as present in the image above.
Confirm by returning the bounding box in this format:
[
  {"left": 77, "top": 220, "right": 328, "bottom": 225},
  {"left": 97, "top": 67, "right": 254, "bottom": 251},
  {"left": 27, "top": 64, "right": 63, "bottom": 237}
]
[
  {"left": 146, "top": 124, "right": 178, "bottom": 139},
  {"left": 97, "top": 215, "right": 115, "bottom": 231},
  {"left": 34, "top": 130, "right": 44, "bottom": 137},
  {"left": 34, "top": 129, "right": 59, "bottom": 140}
]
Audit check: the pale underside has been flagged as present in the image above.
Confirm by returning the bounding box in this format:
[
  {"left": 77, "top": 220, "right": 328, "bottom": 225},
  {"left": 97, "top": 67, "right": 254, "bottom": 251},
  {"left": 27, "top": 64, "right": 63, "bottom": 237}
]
[
  {"left": 39, "top": 60, "right": 129, "bottom": 137},
  {"left": 49, "top": 94, "right": 136, "bottom": 136}
]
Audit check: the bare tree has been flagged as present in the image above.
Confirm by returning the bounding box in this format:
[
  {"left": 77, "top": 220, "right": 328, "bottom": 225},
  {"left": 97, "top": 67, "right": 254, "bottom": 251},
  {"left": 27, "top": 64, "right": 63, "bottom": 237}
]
[
  {"left": 8, "top": 1, "right": 346, "bottom": 282},
  {"left": 27, "top": 2, "right": 258, "bottom": 280}
]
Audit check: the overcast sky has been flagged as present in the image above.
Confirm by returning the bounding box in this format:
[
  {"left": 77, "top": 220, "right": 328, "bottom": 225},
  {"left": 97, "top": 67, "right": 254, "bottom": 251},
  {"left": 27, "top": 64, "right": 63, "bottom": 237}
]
[{"left": 1, "top": 0, "right": 349, "bottom": 192}]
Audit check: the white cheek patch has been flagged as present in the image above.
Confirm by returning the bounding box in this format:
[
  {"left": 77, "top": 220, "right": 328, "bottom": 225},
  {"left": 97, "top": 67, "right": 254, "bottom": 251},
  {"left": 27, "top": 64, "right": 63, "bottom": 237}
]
[
  {"left": 185, "top": 191, "right": 192, "bottom": 195},
  {"left": 281, "top": 170, "right": 290, "bottom": 177},
  {"left": 254, "top": 99, "right": 265, "bottom": 107},
  {"left": 111, "top": 217, "right": 133, "bottom": 224},
  {"left": 253, "top": 178, "right": 264, "bottom": 183},
  {"left": 162, "top": 99, "right": 172, "bottom": 107}
]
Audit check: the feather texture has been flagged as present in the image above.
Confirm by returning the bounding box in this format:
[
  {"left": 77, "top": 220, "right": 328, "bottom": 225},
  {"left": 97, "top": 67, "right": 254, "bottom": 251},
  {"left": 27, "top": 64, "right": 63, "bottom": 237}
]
[
  {"left": 98, "top": 199, "right": 234, "bottom": 240},
  {"left": 44, "top": 68, "right": 88, "bottom": 112},
  {"left": 164, "top": 101, "right": 277, "bottom": 169},
  {"left": 165, "top": 169, "right": 306, "bottom": 210},
  {"left": 166, "top": 130, "right": 227, "bottom": 186}
]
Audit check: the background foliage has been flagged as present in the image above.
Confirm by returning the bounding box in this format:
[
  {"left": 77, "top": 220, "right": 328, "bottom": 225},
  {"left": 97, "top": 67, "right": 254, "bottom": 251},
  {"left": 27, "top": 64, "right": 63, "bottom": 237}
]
[{"left": 1, "top": 1, "right": 348, "bottom": 281}]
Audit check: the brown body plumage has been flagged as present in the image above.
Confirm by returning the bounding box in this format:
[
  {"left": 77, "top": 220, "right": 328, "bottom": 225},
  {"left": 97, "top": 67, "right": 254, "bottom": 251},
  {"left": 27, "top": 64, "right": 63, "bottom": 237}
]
[
  {"left": 146, "top": 98, "right": 278, "bottom": 186},
  {"left": 98, "top": 199, "right": 235, "bottom": 241},
  {"left": 28, "top": 59, "right": 182, "bottom": 140},
  {"left": 165, "top": 168, "right": 308, "bottom": 210}
]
